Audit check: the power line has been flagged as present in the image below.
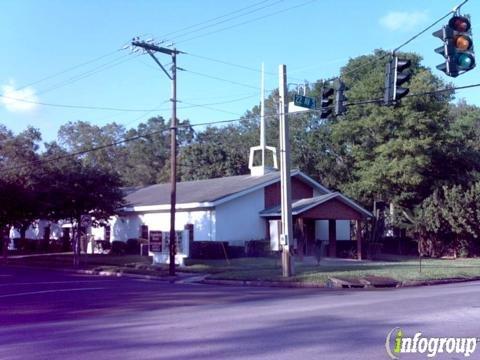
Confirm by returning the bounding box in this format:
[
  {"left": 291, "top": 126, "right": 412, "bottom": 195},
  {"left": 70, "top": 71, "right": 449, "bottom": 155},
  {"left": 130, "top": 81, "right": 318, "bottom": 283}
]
[
  {"left": 8, "top": 1, "right": 280, "bottom": 97},
  {"left": 158, "top": 0, "right": 277, "bottom": 41},
  {"left": 174, "top": 0, "right": 318, "bottom": 45},
  {"left": 0, "top": 109, "right": 312, "bottom": 174},
  {"left": 344, "top": 83, "right": 478, "bottom": 107},
  {"left": 182, "top": 69, "right": 261, "bottom": 90},
  {"left": 392, "top": 10, "right": 457, "bottom": 53},
  {"left": 0, "top": 94, "right": 161, "bottom": 112},
  {"left": 165, "top": 0, "right": 284, "bottom": 42},
  {"left": 185, "top": 52, "right": 276, "bottom": 76},
  {"left": 2, "top": 82, "right": 479, "bottom": 174},
  {"left": 15, "top": 50, "right": 122, "bottom": 91},
  {"left": 35, "top": 54, "right": 136, "bottom": 96},
  {"left": 184, "top": 52, "right": 308, "bottom": 83},
  {"left": 179, "top": 100, "right": 243, "bottom": 116},
  {"left": 0, "top": 92, "right": 257, "bottom": 115}
]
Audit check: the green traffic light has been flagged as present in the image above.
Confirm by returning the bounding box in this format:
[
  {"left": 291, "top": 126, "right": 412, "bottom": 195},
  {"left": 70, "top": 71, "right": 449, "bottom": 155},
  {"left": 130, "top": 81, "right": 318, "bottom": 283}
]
[{"left": 456, "top": 53, "right": 475, "bottom": 70}]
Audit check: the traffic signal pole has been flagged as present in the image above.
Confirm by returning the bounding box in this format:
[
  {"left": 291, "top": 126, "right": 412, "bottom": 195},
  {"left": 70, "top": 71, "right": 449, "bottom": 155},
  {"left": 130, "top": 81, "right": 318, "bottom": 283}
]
[{"left": 278, "top": 64, "right": 294, "bottom": 277}]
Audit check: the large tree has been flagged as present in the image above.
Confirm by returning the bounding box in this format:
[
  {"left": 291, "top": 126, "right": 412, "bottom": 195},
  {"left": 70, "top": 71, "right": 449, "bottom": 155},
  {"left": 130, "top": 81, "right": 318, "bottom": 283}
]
[
  {"left": 40, "top": 143, "right": 124, "bottom": 264},
  {"left": 0, "top": 126, "right": 43, "bottom": 259}
]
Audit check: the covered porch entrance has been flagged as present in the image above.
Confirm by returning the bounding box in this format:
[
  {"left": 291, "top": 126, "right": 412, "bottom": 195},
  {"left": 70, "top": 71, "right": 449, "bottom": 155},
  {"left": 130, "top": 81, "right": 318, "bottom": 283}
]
[{"left": 260, "top": 193, "right": 372, "bottom": 259}]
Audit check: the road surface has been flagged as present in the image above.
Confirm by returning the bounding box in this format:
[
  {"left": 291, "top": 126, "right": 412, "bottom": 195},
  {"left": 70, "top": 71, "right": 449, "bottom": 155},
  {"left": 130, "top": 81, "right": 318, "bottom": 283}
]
[{"left": 0, "top": 266, "right": 479, "bottom": 359}]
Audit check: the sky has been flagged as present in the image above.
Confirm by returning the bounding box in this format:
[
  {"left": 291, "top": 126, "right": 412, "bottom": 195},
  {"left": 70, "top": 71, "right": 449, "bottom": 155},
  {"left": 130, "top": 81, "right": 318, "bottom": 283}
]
[{"left": 1, "top": 0, "right": 479, "bottom": 143}]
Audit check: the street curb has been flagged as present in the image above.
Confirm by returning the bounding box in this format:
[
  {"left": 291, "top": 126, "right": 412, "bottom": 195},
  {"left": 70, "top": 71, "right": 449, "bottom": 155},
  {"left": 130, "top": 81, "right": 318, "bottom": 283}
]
[
  {"left": 399, "top": 276, "right": 480, "bottom": 287},
  {"left": 201, "top": 278, "right": 326, "bottom": 288},
  {"left": 201, "top": 276, "right": 480, "bottom": 289},
  {"left": 5, "top": 264, "right": 480, "bottom": 289}
]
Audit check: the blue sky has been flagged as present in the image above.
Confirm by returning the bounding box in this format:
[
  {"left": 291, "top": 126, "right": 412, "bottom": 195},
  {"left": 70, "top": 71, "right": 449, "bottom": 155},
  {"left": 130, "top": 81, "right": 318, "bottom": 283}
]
[{"left": 1, "top": 0, "right": 479, "bottom": 142}]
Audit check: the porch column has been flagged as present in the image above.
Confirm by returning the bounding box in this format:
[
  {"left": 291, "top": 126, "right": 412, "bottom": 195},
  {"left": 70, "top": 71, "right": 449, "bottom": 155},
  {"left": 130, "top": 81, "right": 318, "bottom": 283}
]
[
  {"left": 356, "top": 220, "right": 362, "bottom": 260},
  {"left": 328, "top": 219, "right": 336, "bottom": 257},
  {"left": 297, "top": 217, "right": 305, "bottom": 260}
]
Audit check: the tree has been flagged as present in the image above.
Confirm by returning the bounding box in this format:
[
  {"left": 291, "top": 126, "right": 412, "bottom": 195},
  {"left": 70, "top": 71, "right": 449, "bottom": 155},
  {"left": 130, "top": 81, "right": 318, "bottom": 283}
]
[
  {"left": 178, "top": 122, "right": 257, "bottom": 181},
  {"left": 412, "top": 181, "right": 480, "bottom": 257},
  {"left": 58, "top": 117, "right": 194, "bottom": 186},
  {"left": 123, "top": 116, "right": 194, "bottom": 184},
  {"left": 58, "top": 121, "right": 127, "bottom": 179},
  {"left": 42, "top": 146, "right": 124, "bottom": 265},
  {"left": 0, "top": 126, "right": 43, "bottom": 259}
]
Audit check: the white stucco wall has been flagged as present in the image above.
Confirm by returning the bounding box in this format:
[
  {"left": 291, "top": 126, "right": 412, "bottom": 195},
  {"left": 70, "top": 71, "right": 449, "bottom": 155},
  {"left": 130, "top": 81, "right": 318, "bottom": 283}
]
[
  {"left": 215, "top": 188, "right": 266, "bottom": 246},
  {"left": 315, "top": 220, "right": 351, "bottom": 242},
  {"left": 109, "top": 209, "right": 215, "bottom": 242}
]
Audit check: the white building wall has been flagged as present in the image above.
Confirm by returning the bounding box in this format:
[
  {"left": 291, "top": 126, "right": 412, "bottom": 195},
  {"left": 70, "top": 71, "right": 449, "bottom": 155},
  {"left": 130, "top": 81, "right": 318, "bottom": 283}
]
[
  {"left": 215, "top": 188, "right": 266, "bottom": 246},
  {"left": 109, "top": 209, "right": 215, "bottom": 242},
  {"left": 315, "top": 220, "right": 351, "bottom": 242}
]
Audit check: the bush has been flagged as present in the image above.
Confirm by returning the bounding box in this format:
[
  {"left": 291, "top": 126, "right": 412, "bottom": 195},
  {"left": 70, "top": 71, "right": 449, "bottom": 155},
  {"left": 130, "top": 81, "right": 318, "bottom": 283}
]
[
  {"left": 10, "top": 238, "right": 46, "bottom": 253},
  {"left": 245, "top": 239, "right": 270, "bottom": 257},
  {"left": 337, "top": 241, "right": 357, "bottom": 259},
  {"left": 126, "top": 238, "right": 140, "bottom": 254},
  {"left": 110, "top": 241, "right": 127, "bottom": 255},
  {"left": 190, "top": 241, "right": 229, "bottom": 259},
  {"left": 367, "top": 242, "right": 383, "bottom": 260},
  {"left": 48, "top": 240, "right": 64, "bottom": 253},
  {"left": 227, "top": 246, "right": 245, "bottom": 258}
]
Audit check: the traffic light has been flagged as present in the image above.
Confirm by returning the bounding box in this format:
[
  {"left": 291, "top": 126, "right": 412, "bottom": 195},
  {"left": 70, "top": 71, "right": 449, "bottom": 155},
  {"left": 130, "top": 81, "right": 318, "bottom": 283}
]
[
  {"left": 433, "top": 14, "right": 475, "bottom": 77},
  {"left": 320, "top": 85, "right": 334, "bottom": 118},
  {"left": 334, "top": 80, "right": 347, "bottom": 116},
  {"left": 384, "top": 56, "right": 412, "bottom": 106}
]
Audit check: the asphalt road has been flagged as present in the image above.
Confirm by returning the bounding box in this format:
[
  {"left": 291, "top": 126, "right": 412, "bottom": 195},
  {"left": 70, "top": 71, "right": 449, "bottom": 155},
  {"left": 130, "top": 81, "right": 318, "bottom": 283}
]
[{"left": 0, "top": 266, "right": 479, "bottom": 360}]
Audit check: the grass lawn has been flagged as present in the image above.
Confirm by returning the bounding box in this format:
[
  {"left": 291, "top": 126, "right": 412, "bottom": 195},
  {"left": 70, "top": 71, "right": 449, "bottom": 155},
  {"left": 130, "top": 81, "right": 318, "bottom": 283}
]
[
  {"left": 187, "top": 257, "right": 480, "bottom": 285},
  {"left": 6, "top": 253, "right": 480, "bottom": 286}
]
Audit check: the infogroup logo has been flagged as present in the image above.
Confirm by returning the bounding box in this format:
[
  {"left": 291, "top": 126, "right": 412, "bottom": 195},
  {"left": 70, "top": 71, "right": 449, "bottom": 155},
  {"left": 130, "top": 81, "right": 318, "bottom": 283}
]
[{"left": 385, "top": 327, "right": 478, "bottom": 359}]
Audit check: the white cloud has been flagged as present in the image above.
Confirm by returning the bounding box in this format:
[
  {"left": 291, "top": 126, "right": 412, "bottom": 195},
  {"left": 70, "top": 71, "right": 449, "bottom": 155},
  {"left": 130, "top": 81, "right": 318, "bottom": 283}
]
[
  {"left": 379, "top": 10, "right": 429, "bottom": 32},
  {"left": 1, "top": 80, "right": 39, "bottom": 112}
]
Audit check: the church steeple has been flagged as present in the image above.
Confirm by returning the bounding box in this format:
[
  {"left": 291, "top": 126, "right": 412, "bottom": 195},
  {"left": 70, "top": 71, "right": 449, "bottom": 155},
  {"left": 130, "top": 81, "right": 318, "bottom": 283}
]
[{"left": 249, "top": 63, "right": 278, "bottom": 176}]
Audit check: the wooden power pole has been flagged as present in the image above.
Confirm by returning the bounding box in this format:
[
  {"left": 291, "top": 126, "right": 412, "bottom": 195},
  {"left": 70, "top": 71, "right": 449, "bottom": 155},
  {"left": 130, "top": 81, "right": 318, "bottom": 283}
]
[{"left": 131, "top": 39, "right": 180, "bottom": 276}]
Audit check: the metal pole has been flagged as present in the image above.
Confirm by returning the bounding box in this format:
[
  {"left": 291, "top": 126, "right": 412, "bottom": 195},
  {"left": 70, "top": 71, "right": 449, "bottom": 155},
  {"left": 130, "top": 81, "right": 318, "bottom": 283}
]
[
  {"left": 278, "top": 64, "right": 294, "bottom": 277},
  {"left": 260, "top": 63, "right": 266, "bottom": 167},
  {"left": 169, "top": 51, "right": 177, "bottom": 276}
]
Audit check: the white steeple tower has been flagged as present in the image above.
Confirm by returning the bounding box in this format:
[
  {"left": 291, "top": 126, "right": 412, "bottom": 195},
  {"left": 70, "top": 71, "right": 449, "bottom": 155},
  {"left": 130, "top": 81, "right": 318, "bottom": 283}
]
[{"left": 249, "top": 63, "right": 278, "bottom": 176}]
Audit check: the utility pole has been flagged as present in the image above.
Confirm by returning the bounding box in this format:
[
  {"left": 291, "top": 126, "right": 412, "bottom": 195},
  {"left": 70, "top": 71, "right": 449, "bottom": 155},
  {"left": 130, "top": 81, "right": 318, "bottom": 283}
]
[
  {"left": 132, "top": 39, "right": 180, "bottom": 276},
  {"left": 278, "top": 64, "right": 294, "bottom": 277}
]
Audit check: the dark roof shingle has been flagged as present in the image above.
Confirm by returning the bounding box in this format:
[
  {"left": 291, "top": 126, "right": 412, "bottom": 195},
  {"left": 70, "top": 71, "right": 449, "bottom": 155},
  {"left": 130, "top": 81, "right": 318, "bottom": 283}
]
[{"left": 124, "top": 171, "right": 283, "bottom": 207}]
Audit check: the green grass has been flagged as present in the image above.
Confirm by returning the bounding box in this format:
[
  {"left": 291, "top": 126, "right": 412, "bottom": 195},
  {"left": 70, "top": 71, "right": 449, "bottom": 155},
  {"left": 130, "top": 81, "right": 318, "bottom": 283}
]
[
  {"left": 200, "top": 257, "right": 480, "bottom": 285},
  {"left": 8, "top": 253, "right": 480, "bottom": 285},
  {"left": 183, "top": 257, "right": 280, "bottom": 273}
]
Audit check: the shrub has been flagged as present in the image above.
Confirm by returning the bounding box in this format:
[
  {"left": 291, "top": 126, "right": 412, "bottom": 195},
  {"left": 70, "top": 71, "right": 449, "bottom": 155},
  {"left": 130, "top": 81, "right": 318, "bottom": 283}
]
[
  {"left": 190, "top": 241, "right": 229, "bottom": 259},
  {"left": 126, "top": 238, "right": 140, "bottom": 254},
  {"left": 337, "top": 241, "right": 357, "bottom": 259},
  {"left": 245, "top": 239, "right": 270, "bottom": 257},
  {"left": 48, "top": 240, "right": 64, "bottom": 253},
  {"left": 227, "top": 246, "right": 245, "bottom": 258},
  {"left": 110, "top": 241, "right": 126, "bottom": 255}
]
